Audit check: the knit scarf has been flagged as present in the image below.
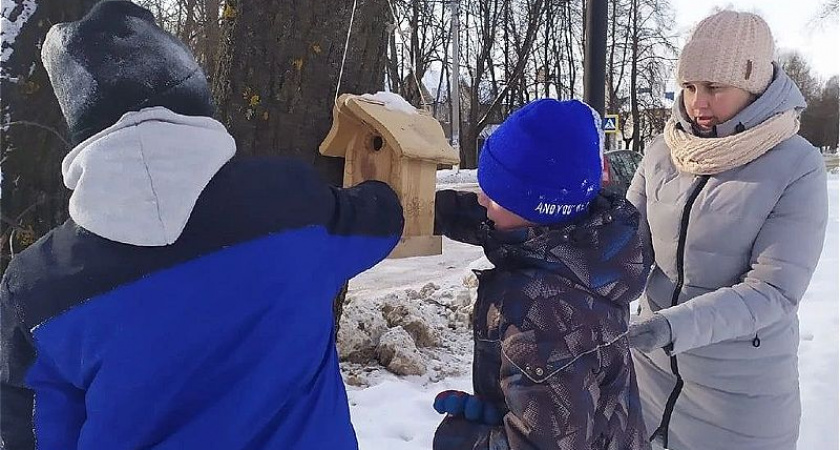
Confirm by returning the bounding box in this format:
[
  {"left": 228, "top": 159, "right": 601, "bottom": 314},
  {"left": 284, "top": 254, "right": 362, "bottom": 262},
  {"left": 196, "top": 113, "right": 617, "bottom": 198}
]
[{"left": 665, "top": 109, "right": 800, "bottom": 175}]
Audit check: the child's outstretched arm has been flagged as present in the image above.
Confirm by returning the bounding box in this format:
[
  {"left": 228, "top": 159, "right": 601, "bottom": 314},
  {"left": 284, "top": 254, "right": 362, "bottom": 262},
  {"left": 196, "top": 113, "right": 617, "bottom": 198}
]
[{"left": 434, "top": 190, "right": 488, "bottom": 246}]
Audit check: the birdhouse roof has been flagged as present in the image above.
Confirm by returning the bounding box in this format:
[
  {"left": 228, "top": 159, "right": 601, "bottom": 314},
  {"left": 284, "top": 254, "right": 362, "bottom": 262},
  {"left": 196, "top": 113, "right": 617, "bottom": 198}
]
[{"left": 320, "top": 94, "right": 460, "bottom": 165}]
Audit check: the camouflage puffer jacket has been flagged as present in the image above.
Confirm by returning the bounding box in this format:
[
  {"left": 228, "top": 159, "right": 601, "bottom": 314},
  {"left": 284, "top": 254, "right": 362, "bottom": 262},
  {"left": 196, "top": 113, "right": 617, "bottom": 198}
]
[{"left": 433, "top": 189, "right": 652, "bottom": 450}]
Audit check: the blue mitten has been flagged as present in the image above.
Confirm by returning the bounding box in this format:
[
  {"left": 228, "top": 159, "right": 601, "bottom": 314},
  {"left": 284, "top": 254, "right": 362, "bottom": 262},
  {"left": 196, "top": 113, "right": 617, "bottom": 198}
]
[
  {"left": 434, "top": 390, "right": 468, "bottom": 416},
  {"left": 433, "top": 390, "right": 504, "bottom": 425}
]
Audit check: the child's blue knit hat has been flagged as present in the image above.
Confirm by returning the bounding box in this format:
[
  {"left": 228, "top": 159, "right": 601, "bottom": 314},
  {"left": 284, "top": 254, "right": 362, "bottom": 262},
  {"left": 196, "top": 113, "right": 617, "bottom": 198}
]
[{"left": 477, "top": 98, "right": 603, "bottom": 225}]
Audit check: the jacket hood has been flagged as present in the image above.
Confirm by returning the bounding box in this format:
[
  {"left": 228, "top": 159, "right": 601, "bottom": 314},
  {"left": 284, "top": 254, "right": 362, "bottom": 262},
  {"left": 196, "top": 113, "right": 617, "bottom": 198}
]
[{"left": 62, "top": 107, "right": 236, "bottom": 246}]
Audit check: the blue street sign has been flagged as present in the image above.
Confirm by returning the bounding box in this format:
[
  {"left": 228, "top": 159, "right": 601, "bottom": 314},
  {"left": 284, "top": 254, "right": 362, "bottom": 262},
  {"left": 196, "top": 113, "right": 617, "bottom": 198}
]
[{"left": 603, "top": 114, "right": 619, "bottom": 134}]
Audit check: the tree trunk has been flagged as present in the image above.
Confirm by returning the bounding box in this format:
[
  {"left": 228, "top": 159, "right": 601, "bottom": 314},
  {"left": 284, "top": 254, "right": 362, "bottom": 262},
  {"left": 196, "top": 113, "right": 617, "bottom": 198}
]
[
  {"left": 461, "top": 80, "right": 480, "bottom": 169},
  {"left": 564, "top": 1, "right": 577, "bottom": 96},
  {"left": 211, "top": 0, "right": 389, "bottom": 332},
  {"left": 387, "top": 32, "right": 403, "bottom": 94},
  {"left": 203, "top": 0, "right": 221, "bottom": 75},
  {"left": 177, "top": 0, "right": 199, "bottom": 47},
  {"left": 629, "top": 0, "right": 641, "bottom": 153},
  {"left": 476, "top": 0, "right": 544, "bottom": 139},
  {"left": 542, "top": 3, "right": 551, "bottom": 98},
  {"left": 1, "top": 0, "right": 100, "bottom": 276}
]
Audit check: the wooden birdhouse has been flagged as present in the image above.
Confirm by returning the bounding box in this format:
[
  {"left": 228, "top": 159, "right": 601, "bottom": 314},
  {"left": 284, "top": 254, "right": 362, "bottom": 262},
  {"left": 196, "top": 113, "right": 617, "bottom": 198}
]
[{"left": 319, "top": 93, "right": 460, "bottom": 258}]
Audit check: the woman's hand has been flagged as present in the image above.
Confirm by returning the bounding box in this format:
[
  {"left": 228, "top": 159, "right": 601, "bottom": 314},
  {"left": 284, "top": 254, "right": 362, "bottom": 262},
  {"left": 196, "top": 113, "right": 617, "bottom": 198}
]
[{"left": 628, "top": 313, "right": 673, "bottom": 353}]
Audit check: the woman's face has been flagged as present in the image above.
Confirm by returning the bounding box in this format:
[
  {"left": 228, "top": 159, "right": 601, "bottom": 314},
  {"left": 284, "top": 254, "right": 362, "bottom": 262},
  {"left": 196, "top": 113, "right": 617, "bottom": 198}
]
[
  {"left": 477, "top": 190, "right": 533, "bottom": 231},
  {"left": 682, "top": 81, "right": 755, "bottom": 132}
]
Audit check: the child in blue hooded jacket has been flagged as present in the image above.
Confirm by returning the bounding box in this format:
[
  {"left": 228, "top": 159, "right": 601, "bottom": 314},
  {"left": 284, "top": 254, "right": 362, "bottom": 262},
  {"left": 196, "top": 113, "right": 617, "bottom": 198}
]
[{"left": 0, "top": 2, "right": 403, "bottom": 449}]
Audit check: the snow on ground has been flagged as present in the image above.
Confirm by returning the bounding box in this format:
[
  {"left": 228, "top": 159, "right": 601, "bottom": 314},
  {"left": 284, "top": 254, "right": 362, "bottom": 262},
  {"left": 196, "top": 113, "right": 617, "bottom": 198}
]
[
  {"left": 343, "top": 237, "right": 481, "bottom": 449},
  {"left": 346, "top": 173, "right": 840, "bottom": 450},
  {"left": 435, "top": 169, "right": 478, "bottom": 192},
  {"left": 797, "top": 174, "right": 840, "bottom": 450}
]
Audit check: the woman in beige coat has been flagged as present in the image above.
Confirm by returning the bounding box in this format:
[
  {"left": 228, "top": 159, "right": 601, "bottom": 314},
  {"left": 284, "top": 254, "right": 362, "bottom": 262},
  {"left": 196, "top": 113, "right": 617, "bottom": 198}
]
[{"left": 626, "top": 11, "right": 828, "bottom": 450}]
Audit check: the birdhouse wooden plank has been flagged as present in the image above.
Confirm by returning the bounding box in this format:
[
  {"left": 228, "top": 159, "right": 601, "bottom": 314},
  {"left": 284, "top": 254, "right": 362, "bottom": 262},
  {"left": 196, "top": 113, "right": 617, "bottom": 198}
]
[{"left": 319, "top": 93, "right": 460, "bottom": 258}]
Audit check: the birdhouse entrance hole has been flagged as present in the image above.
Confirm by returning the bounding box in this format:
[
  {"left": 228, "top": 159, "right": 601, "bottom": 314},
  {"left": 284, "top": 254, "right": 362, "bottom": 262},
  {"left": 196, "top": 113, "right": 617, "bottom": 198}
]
[{"left": 370, "top": 135, "right": 384, "bottom": 152}]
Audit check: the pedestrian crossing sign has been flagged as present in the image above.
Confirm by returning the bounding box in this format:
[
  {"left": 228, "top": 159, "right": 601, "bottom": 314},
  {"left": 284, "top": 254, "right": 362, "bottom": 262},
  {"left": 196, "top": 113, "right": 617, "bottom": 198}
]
[{"left": 603, "top": 114, "right": 619, "bottom": 134}]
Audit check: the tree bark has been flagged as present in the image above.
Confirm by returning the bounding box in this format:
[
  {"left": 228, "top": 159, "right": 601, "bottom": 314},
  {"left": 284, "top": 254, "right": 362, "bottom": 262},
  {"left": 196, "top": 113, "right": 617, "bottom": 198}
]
[
  {"left": 630, "top": 0, "right": 641, "bottom": 153},
  {"left": 1, "top": 0, "right": 100, "bottom": 276},
  {"left": 203, "top": 0, "right": 221, "bottom": 75},
  {"left": 211, "top": 0, "right": 389, "bottom": 332}
]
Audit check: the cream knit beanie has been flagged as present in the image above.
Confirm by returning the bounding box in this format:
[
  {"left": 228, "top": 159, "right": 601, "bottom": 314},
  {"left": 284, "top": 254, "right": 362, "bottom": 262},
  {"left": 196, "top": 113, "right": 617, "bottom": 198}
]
[{"left": 677, "top": 11, "right": 775, "bottom": 95}]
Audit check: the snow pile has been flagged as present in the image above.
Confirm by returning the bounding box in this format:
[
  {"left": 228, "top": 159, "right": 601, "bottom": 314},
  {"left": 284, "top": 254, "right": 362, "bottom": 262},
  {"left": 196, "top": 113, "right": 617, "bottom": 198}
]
[
  {"left": 436, "top": 169, "right": 478, "bottom": 187},
  {"left": 360, "top": 91, "right": 418, "bottom": 115},
  {"left": 338, "top": 281, "right": 476, "bottom": 382},
  {"left": 340, "top": 237, "right": 490, "bottom": 385},
  {"left": 377, "top": 327, "right": 426, "bottom": 376}
]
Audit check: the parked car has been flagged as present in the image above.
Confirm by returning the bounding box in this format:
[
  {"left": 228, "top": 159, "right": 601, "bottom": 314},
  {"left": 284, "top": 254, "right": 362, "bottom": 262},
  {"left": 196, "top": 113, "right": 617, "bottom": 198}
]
[{"left": 603, "top": 149, "right": 643, "bottom": 195}]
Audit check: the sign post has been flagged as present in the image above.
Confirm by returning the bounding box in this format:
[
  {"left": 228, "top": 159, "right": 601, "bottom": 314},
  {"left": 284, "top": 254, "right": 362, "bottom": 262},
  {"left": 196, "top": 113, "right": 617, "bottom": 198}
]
[{"left": 603, "top": 114, "right": 619, "bottom": 149}]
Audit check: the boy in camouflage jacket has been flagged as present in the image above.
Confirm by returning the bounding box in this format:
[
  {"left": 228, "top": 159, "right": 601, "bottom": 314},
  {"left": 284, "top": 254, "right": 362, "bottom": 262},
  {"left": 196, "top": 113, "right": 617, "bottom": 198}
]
[{"left": 433, "top": 99, "right": 652, "bottom": 450}]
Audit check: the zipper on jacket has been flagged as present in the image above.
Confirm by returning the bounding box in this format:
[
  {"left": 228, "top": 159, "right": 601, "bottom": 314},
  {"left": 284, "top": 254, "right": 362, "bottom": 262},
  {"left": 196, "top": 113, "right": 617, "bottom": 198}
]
[
  {"left": 752, "top": 334, "right": 761, "bottom": 348},
  {"left": 650, "top": 175, "right": 710, "bottom": 448}
]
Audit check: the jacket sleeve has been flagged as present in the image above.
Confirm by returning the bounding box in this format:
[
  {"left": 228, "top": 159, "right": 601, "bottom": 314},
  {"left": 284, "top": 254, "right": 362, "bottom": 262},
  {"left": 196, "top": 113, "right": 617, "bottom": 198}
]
[
  {"left": 203, "top": 157, "right": 405, "bottom": 282},
  {"left": 327, "top": 179, "right": 405, "bottom": 281},
  {"left": 2, "top": 276, "right": 87, "bottom": 450},
  {"left": 434, "top": 190, "right": 488, "bottom": 246},
  {"left": 20, "top": 346, "right": 86, "bottom": 450},
  {"left": 659, "top": 149, "right": 829, "bottom": 354},
  {"left": 626, "top": 149, "right": 653, "bottom": 261},
  {"left": 1, "top": 278, "right": 36, "bottom": 450}
]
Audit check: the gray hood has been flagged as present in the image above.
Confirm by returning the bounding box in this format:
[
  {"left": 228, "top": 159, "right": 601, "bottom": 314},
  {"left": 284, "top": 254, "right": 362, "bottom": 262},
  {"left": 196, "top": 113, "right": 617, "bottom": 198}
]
[
  {"left": 674, "top": 62, "right": 807, "bottom": 138},
  {"left": 62, "top": 107, "right": 236, "bottom": 246}
]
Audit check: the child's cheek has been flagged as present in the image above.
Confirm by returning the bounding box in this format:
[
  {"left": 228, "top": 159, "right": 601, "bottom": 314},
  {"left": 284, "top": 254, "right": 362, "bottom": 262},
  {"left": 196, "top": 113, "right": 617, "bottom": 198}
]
[{"left": 487, "top": 207, "right": 503, "bottom": 224}]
